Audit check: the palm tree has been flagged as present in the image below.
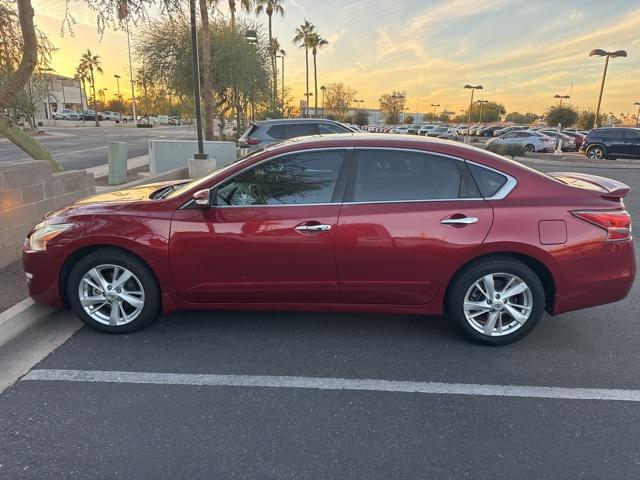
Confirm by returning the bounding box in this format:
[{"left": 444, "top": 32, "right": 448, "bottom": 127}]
[
  {"left": 268, "top": 37, "right": 282, "bottom": 112},
  {"left": 293, "top": 20, "right": 315, "bottom": 117},
  {"left": 255, "top": 0, "right": 285, "bottom": 110},
  {"left": 229, "top": 0, "right": 253, "bottom": 28},
  {"left": 308, "top": 32, "right": 328, "bottom": 115},
  {"left": 79, "top": 49, "right": 103, "bottom": 127},
  {"left": 75, "top": 64, "right": 89, "bottom": 124}
]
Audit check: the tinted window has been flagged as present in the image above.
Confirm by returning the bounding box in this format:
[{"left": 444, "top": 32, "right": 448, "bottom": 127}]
[
  {"left": 468, "top": 163, "right": 509, "bottom": 198},
  {"left": 267, "top": 124, "right": 286, "bottom": 139},
  {"left": 502, "top": 132, "right": 516, "bottom": 138},
  {"left": 593, "top": 129, "right": 624, "bottom": 140},
  {"left": 352, "top": 150, "right": 478, "bottom": 202},
  {"left": 215, "top": 150, "right": 344, "bottom": 206},
  {"left": 318, "top": 123, "right": 350, "bottom": 134},
  {"left": 285, "top": 123, "right": 319, "bottom": 138},
  {"left": 623, "top": 129, "right": 640, "bottom": 140}
]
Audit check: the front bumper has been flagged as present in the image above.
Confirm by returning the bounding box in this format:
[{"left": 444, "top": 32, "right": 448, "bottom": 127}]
[{"left": 23, "top": 245, "right": 66, "bottom": 308}]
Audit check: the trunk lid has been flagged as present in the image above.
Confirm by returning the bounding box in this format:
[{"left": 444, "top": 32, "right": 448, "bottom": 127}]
[{"left": 549, "top": 172, "right": 630, "bottom": 200}]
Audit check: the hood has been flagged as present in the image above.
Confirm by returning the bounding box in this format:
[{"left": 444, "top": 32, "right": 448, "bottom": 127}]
[{"left": 75, "top": 180, "right": 191, "bottom": 205}]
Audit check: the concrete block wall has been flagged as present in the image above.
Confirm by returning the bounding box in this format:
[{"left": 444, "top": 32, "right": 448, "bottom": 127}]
[{"left": 0, "top": 161, "right": 95, "bottom": 268}]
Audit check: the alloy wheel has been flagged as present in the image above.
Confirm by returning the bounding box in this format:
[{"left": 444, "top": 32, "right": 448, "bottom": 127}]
[
  {"left": 78, "top": 264, "right": 146, "bottom": 326},
  {"left": 587, "top": 147, "right": 604, "bottom": 160},
  {"left": 463, "top": 273, "right": 533, "bottom": 337}
]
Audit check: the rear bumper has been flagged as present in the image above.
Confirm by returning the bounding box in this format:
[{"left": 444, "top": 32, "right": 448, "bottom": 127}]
[{"left": 552, "top": 240, "right": 636, "bottom": 315}]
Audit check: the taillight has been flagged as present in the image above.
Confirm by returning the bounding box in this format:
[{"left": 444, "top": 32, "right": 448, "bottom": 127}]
[
  {"left": 572, "top": 210, "right": 632, "bottom": 241},
  {"left": 239, "top": 137, "right": 261, "bottom": 147}
]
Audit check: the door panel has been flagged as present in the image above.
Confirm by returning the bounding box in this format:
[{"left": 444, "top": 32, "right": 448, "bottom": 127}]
[
  {"left": 335, "top": 201, "right": 493, "bottom": 304},
  {"left": 170, "top": 205, "right": 340, "bottom": 303}
]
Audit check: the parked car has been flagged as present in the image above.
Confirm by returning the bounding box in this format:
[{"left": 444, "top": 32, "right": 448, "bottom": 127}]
[
  {"left": 101, "top": 111, "right": 123, "bottom": 121},
  {"left": 487, "top": 130, "right": 555, "bottom": 152},
  {"left": 407, "top": 124, "right": 421, "bottom": 135},
  {"left": 81, "top": 110, "right": 96, "bottom": 120},
  {"left": 418, "top": 125, "right": 435, "bottom": 136},
  {"left": 238, "top": 118, "right": 357, "bottom": 153},
  {"left": 436, "top": 127, "right": 460, "bottom": 141},
  {"left": 477, "top": 125, "right": 503, "bottom": 137},
  {"left": 561, "top": 130, "right": 586, "bottom": 149},
  {"left": 426, "top": 125, "right": 450, "bottom": 137},
  {"left": 394, "top": 126, "right": 410, "bottom": 134},
  {"left": 23, "top": 134, "right": 635, "bottom": 345},
  {"left": 581, "top": 127, "right": 640, "bottom": 160},
  {"left": 53, "top": 109, "right": 75, "bottom": 120},
  {"left": 538, "top": 130, "right": 577, "bottom": 152},
  {"left": 493, "top": 125, "right": 529, "bottom": 137}
]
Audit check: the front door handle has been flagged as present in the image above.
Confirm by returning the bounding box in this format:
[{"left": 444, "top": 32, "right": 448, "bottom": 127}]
[
  {"left": 295, "top": 224, "right": 332, "bottom": 233},
  {"left": 440, "top": 216, "right": 479, "bottom": 225}
]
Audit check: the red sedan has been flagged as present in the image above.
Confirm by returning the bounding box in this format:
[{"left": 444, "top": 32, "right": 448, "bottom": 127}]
[{"left": 23, "top": 135, "right": 635, "bottom": 345}]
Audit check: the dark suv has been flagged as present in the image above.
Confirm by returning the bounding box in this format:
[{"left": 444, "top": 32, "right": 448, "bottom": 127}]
[
  {"left": 238, "top": 118, "right": 356, "bottom": 153},
  {"left": 582, "top": 127, "right": 640, "bottom": 160}
]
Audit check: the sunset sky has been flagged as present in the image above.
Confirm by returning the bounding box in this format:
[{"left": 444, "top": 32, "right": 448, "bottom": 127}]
[{"left": 33, "top": 0, "right": 640, "bottom": 116}]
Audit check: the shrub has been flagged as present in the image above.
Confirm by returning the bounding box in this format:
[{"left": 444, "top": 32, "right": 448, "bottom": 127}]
[
  {"left": 486, "top": 143, "right": 526, "bottom": 158},
  {"left": 136, "top": 123, "right": 153, "bottom": 128}
]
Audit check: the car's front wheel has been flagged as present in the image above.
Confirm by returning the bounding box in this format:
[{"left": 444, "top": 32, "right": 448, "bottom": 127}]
[
  {"left": 524, "top": 144, "right": 535, "bottom": 152},
  {"left": 67, "top": 248, "right": 160, "bottom": 333},
  {"left": 446, "top": 257, "right": 545, "bottom": 345}
]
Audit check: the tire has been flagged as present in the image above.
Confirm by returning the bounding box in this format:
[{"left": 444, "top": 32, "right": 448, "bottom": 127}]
[
  {"left": 446, "top": 257, "right": 545, "bottom": 345},
  {"left": 67, "top": 248, "right": 160, "bottom": 333},
  {"left": 524, "top": 144, "right": 535, "bottom": 152},
  {"left": 586, "top": 145, "right": 605, "bottom": 160}
]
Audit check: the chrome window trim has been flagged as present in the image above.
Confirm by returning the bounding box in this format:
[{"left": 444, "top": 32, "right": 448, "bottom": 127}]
[{"left": 180, "top": 145, "right": 517, "bottom": 209}]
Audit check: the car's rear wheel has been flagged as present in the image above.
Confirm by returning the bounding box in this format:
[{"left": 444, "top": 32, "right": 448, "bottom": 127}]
[
  {"left": 524, "top": 144, "right": 535, "bottom": 152},
  {"left": 586, "top": 145, "right": 605, "bottom": 160},
  {"left": 67, "top": 248, "right": 159, "bottom": 333},
  {"left": 446, "top": 257, "right": 545, "bottom": 345}
]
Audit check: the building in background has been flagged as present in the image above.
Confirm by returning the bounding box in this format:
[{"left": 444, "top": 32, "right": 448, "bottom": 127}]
[{"left": 34, "top": 74, "right": 87, "bottom": 120}]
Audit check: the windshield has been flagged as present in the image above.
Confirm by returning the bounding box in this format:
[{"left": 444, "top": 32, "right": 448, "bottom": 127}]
[{"left": 166, "top": 148, "right": 266, "bottom": 199}]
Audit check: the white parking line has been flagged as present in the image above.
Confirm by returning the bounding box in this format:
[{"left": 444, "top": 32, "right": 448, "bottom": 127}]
[{"left": 22, "top": 369, "right": 640, "bottom": 402}]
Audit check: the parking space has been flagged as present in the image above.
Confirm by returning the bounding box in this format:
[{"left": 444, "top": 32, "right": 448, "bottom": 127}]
[{"left": 1, "top": 164, "right": 639, "bottom": 479}]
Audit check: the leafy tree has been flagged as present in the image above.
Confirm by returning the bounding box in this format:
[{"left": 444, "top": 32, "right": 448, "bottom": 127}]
[
  {"left": 505, "top": 112, "right": 537, "bottom": 124},
  {"left": 577, "top": 109, "right": 605, "bottom": 130},
  {"left": 292, "top": 20, "right": 315, "bottom": 117},
  {"left": 403, "top": 115, "right": 414, "bottom": 124},
  {"left": 352, "top": 109, "right": 369, "bottom": 126},
  {"left": 459, "top": 101, "right": 505, "bottom": 123},
  {"left": 379, "top": 91, "right": 406, "bottom": 124},
  {"left": 228, "top": 0, "right": 253, "bottom": 28},
  {"left": 323, "top": 83, "right": 356, "bottom": 121},
  {"left": 255, "top": 0, "right": 285, "bottom": 110},
  {"left": 545, "top": 105, "right": 578, "bottom": 128}
]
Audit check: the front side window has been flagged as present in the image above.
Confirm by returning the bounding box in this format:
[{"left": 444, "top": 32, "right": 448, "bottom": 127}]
[
  {"left": 351, "top": 150, "right": 478, "bottom": 202},
  {"left": 215, "top": 150, "right": 345, "bottom": 206}
]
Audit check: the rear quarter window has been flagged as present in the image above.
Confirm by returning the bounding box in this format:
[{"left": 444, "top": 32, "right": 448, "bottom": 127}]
[
  {"left": 467, "top": 163, "right": 509, "bottom": 198},
  {"left": 266, "top": 125, "right": 287, "bottom": 139}
]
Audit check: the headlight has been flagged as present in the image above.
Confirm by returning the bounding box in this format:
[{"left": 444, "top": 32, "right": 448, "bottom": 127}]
[{"left": 28, "top": 223, "right": 73, "bottom": 251}]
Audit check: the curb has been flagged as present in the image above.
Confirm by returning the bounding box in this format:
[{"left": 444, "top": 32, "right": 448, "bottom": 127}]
[
  {"left": 514, "top": 156, "right": 640, "bottom": 169},
  {"left": 0, "top": 298, "right": 58, "bottom": 349}
]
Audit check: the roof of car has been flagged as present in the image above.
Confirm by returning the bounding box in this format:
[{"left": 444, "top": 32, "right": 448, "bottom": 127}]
[{"left": 256, "top": 118, "right": 345, "bottom": 125}]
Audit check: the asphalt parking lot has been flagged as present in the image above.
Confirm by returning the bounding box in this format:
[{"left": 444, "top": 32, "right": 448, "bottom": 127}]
[
  {"left": 1, "top": 162, "right": 639, "bottom": 479},
  {"left": 0, "top": 125, "right": 197, "bottom": 170}
]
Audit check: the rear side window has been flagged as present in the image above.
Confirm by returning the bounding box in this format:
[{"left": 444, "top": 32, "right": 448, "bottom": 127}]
[
  {"left": 267, "top": 124, "right": 286, "bottom": 139},
  {"left": 351, "top": 150, "right": 479, "bottom": 202},
  {"left": 623, "top": 129, "right": 640, "bottom": 139},
  {"left": 468, "top": 163, "right": 508, "bottom": 198},
  {"left": 318, "top": 123, "right": 350, "bottom": 134},
  {"left": 285, "top": 123, "right": 319, "bottom": 138}
]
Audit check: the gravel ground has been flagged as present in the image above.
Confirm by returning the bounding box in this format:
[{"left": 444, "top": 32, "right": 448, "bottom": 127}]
[{"left": 0, "top": 260, "right": 27, "bottom": 313}]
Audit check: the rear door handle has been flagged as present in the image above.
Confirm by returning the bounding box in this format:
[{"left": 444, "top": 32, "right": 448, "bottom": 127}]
[
  {"left": 295, "top": 224, "right": 332, "bottom": 233},
  {"left": 440, "top": 216, "right": 479, "bottom": 225}
]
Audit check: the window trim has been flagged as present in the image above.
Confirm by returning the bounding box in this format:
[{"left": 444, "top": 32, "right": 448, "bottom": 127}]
[{"left": 180, "top": 146, "right": 517, "bottom": 209}]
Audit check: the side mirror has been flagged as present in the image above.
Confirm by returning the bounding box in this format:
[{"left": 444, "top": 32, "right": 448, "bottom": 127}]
[{"left": 193, "top": 189, "right": 210, "bottom": 209}]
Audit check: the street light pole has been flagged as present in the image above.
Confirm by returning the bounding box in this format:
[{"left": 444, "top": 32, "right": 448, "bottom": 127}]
[
  {"left": 589, "top": 48, "right": 627, "bottom": 129},
  {"left": 430, "top": 103, "right": 439, "bottom": 117},
  {"left": 554, "top": 94, "right": 570, "bottom": 107},
  {"left": 189, "top": 0, "right": 207, "bottom": 159},
  {"left": 476, "top": 99, "right": 488, "bottom": 127},
  {"left": 320, "top": 85, "right": 326, "bottom": 117},
  {"left": 126, "top": 18, "right": 138, "bottom": 127},
  {"left": 276, "top": 53, "right": 285, "bottom": 115},
  {"left": 634, "top": 102, "right": 640, "bottom": 128},
  {"left": 464, "top": 84, "right": 483, "bottom": 144}
]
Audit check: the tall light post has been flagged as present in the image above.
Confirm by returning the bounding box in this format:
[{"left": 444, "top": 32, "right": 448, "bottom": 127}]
[
  {"left": 475, "top": 99, "right": 488, "bottom": 127},
  {"left": 304, "top": 92, "right": 313, "bottom": 118},
  {"left": 589, "top": 48, "right": 627, "bottom": 129},
  {"left": 125, "top": 18, "right": 138, "bottom": 126},
  {"left": 430, "top": 103, "right": 440, "bottom": 118},
  {"left": 189, "top": 0, "right": 207, "bottom": 160},
  {"left": 554, "top": 94, "right": 570, "bottom": 107},
  {"left": 634, "top": 102, "right": 640, "bottom": 128},
  {"left": 276, "top": 52, "right": 285, "bottom": 115},
  {"left": 464, "top": 84, "right": 483, "bottom": 144},
  {"left": 114, "top": 74, "right": 121, "bottom": 98},
  {"left": 246, "top": 30, "right": 258, "bottom": 125},
  {"left": 392, "top": 93, "right": 405, "bottom": 124},
  {"left": 320, "top": 85, "right": 326, "bottom": 117}
]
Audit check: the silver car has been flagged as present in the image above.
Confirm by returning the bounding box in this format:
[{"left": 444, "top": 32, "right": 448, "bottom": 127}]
[
  {"left": 487, "top": 130, "right": 555, "bottom": 152},
  {"left": 238, "top": 118, "right": 356, "bottom": 153}
]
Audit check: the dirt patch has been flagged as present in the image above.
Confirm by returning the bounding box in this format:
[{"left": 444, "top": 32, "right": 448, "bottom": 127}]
[{"left": 0, "top": 260, "right": 28, "bottom": 313}]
